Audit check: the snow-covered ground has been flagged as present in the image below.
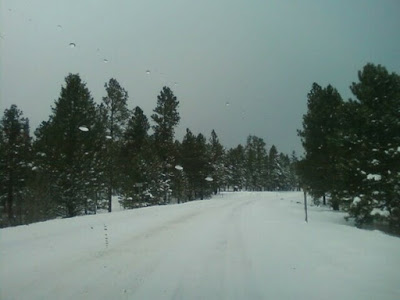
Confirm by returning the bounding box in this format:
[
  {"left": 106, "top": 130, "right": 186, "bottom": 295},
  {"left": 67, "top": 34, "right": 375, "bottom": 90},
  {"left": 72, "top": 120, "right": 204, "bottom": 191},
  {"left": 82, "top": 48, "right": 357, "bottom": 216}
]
[{"left": 1, "top": 192, "right": 399, "bottom": 300}]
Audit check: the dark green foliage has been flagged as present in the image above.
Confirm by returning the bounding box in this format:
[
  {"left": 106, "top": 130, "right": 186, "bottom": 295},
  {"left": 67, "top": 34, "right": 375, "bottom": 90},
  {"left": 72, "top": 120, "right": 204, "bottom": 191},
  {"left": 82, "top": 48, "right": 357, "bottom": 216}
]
[
  {"left": 208, "top": 130, "right": 227, "bottom": 194},
  {"left": 102, "top": 78, "right": 130, "bottom": 212},
  {"left": 180, "top": 129, "right": 212, "bottom": 200},
  {"left": 124, "top": 107, "right": 150, "bottom": 151},
  {"left": 344, "top": 64, "right": 400, "bottom": 229},
  {"left": 244, "top": 136, "right": 267, "bottom": 191},
  {"left": 297, "top": 83, "right": 344, "bottom": 209},
  {"left": 297, "top": 63, "right": 400, "bottom": 232},
  {"left": 0, "top": 105, "right": 32, "bottom": 226},
  {"left": 151, "top": 86, "right": 180, "bottom": 158},
  {"left": 276, "top": 153, "right": 294, "bottom": 191},
  {"left": 1, "top": 73, "right": 300, "bottom": 227},
  {"left": 119, "top": 107, "right": 152, "bottom": 208},
  {"left": 289, "top": 151, "right": 300, "bottom": 191},
  {"left": 224, "top": 139, "right": 298, "bottom": 192},
  {"left": 33, "top": 74, "right": 102, "bottom": 218},
  {"left": 102, "top": 78, "right": 130, "bottom": 140},
  {"left": 170, "top": 142, "right": 189, "bottom": 204},
  {"left": 267, "top": 145, "right": 279, "bottom": 190},
  {"left": 226, "top": 145, "right": 246, "bottom": 190},
  {"left": 151, "top": 86, "right": 181, "bottom": 204}
]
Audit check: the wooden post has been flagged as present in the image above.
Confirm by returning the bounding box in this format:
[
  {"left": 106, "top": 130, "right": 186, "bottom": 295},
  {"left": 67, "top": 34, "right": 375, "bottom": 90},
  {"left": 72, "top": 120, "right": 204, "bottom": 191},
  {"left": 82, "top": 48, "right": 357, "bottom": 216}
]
[{"left": 304, "top": 188, "right": 308, "bottom": 223}]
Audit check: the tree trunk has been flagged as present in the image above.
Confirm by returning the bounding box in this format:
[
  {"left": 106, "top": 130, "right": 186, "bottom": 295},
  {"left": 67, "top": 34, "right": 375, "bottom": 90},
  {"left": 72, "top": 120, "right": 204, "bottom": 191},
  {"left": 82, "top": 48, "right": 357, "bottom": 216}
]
[
  {"left": 6, "top": 173, "right": 14, "bottom": 224},
  {"left": 331, "top": 195, "right": 340, "bottom": 211},
  {"left": 108, "top": 107, "right": 114, "bottom": 213},
  {"left": 332, "top": 199, "right": 340, "bottom": 211},
  {"left": 323, "top": 193, "right": 326, "bottom": 205},
  {"left": 6, "top": 193, "right": 14, "bottom": 224},
  {"left": 108, "top": 185, "right": 112, "bottom": 213},
  {"left": 304, "top": 189, "right": 308, "bottom": 223},
  {"left": 66, "top": 201, "right": 75, "bottom": 218},
  {"left": 84, "top": 198, "right": 88, "bottom": 215}
]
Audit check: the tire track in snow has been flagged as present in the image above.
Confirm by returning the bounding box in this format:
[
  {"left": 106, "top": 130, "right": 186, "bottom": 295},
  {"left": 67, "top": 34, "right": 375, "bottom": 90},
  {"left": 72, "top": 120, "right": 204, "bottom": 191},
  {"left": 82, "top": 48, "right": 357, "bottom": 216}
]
[{"left": 54, "top": 197, "right": 248, "bottom": 299}]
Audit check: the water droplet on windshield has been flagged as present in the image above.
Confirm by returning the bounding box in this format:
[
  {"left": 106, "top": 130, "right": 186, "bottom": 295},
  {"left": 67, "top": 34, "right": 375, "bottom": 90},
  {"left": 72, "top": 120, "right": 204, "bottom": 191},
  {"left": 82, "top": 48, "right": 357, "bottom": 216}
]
[
  {"left": 174, "top": 82, "right": 178, "bottom": 86},
  {"left": 146, "top": 70, "right": 151, "bottom": 75},
  {"left": 225, "top": 101, "right": 230, "bottom": 107},
  {"left": 69, "top": 42, "right": 76, "bottom": 48},
  {"left": 79, "top": 126, "right": 89, "bottom": 132},
  {"left": 57, "top": 25, "right": 62, "bottom": 29},
  {"left": 103, "top": 59, "right": 108, "bottom": 63}
]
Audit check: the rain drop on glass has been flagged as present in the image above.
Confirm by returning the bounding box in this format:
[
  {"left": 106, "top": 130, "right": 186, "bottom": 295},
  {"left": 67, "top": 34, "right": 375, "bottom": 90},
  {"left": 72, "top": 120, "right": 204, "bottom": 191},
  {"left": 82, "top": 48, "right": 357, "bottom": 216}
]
[{"left": 79, "top": 126, "right": 89, "bottom": 132}]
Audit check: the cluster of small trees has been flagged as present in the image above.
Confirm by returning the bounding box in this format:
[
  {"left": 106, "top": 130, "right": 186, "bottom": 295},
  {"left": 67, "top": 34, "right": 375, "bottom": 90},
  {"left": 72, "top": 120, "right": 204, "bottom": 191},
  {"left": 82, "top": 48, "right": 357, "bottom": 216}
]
[
  {"left": 297, "top": 63, "right": 400, "bottom": 232},
  {"left": 0, "top": 74, "right": 298, "bottom": 227}
]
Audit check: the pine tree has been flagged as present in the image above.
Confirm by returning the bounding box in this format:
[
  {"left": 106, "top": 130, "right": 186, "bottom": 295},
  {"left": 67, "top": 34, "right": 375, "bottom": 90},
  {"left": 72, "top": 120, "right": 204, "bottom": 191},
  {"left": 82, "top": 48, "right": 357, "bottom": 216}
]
[
  {"left": 30, "top": 120, "right": 60, "bottom": 221},
  {"left": 151, "top": 86, "right": 180, "bottom": 153},
  {"left": 208, "top": 130, "right": 226, "bottom": 194},
  {"left": 276, "top": 153, "right": 293, "bottom": 191},
  {"left": 180, "top": 129, "right": 212, "bottom": 200},
  {"left": 33, "top": 74, "right": 101, "bottom": 217},
  {"left": 268, "top": 145, "right": 280, "bottom": 191},
  {"left": 181, "top": 129, "right": 199, "bottom": 200},
  {"left": 171, "top": 140, "right": 189, "bottom": 203},
  {"left": 344, "top": 64, "right": 400, "bottom": 229},
  {"left": 289, "top": 151, "right": 300, "bottom": 191},
  {"left": 226, "top": 145, "right": 246, "bottom": 190},
  {"left": 297, "top": 83, "right": 344, "bottom": 209},
  {"left": 196, "top": 133, "right": 212, "bottom": 199},
  {"left": 119, "top": 106, "right": 151, "bottom": 208},
  {"left": 0, "top": 105, "right": 31, "bottom": 225},
  {"left": 244, "top": 136, "right": 267, "bottom": 191},
  {"left": 151, "top": 86, "right": 180, "bottom": 203},
  {"left": 102, "top": 78, "right": 130, "bottom": 212}
]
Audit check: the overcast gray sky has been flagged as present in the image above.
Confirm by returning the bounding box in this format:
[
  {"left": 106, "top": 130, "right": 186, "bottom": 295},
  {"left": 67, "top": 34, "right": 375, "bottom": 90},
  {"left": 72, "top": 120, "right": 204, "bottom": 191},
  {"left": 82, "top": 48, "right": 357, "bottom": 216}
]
[{"left": 1, "top": 0, "right": 399, "bottom": 155}]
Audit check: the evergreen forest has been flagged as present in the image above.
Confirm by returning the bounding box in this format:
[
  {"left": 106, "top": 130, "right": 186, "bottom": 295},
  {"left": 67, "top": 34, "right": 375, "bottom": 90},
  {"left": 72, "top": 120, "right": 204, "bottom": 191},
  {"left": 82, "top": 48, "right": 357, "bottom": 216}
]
[{"left": 1, "top": 63, "right": 399, "bottom": 234}]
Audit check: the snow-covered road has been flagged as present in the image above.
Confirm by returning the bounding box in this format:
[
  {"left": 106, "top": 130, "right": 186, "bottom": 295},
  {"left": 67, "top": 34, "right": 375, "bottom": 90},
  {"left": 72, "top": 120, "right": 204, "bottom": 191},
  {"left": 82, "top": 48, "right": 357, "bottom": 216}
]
[{"left": 1, "top": 192, "right": 400, "bottom": 299}]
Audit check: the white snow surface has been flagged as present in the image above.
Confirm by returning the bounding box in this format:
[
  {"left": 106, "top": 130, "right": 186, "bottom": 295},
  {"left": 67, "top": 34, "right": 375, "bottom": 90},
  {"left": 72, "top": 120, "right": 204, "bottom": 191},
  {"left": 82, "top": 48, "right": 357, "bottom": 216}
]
[{"left": 1, "top": 192, "right": 400, "bottom": 300}]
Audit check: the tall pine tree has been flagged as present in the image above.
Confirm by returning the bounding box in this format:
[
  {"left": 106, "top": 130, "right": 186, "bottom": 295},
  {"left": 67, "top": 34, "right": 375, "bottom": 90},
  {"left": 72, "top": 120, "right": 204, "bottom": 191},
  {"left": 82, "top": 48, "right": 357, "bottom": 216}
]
[
  {"left": 119, "top": 106, "right": 151, "bottom": 208},
  {"left": 151, "top": 86, "right": 180, "bottom": 203},
  {"left": 226, "top": 145, "right": 246, "bottom": 190},
  {"left": 244, "top": 136, "right": 267, "bottom": 191},
  {"left": 297, "top": 83, "right": 344, "bottom": 209},
  {"left": 102, "top": 78, "right": 130, "bottom": 212},
  {"left": 34, "top": 74, "right": 101, "bottom": 217},
  {"left": 0, "top": 105, "right": 31, "bottom": 225},
  {"left": 208, "top": 130, "right": 226, "bottom": 194},
  {"left": 344, "top": 64, "right": 400, "bottom": 229}
]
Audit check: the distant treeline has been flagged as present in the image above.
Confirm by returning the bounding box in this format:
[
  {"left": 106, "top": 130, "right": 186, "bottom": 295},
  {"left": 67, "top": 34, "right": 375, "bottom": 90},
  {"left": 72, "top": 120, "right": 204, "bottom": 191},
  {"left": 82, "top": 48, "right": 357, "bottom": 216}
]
[{"left": 0, "top": 76, "right": 299, "bottom": 227}]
